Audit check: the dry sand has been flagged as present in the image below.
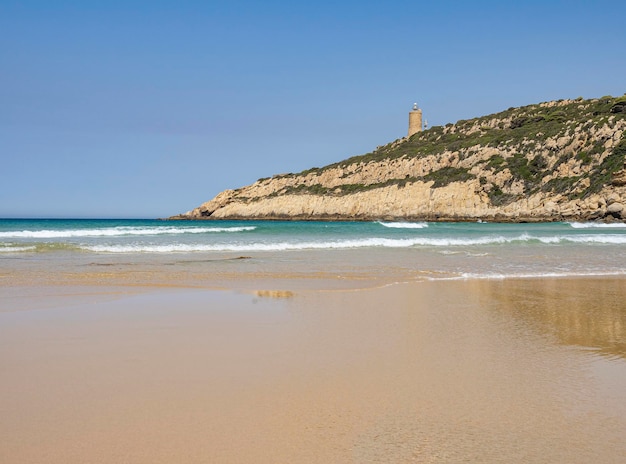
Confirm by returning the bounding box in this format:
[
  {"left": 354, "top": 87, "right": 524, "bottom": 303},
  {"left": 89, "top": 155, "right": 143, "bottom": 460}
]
[{"left": 1, "top": 278, "right": 626, "bottom": 463}]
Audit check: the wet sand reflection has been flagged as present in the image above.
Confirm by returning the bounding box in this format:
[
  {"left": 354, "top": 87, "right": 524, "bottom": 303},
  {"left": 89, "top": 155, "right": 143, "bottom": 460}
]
[{"left": 474, "top": 277, "right": 626, "bottom": 359}]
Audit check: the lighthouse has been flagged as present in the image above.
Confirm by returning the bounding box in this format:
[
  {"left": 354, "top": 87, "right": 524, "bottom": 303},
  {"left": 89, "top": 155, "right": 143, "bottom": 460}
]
[{"left": 408, "top": 103, "right": 423, "bottom": 138}]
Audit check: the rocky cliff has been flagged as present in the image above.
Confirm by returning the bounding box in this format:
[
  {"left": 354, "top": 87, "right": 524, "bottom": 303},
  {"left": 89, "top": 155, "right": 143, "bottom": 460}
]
[{"left": 173, "top": 95, "right": 626, "bottom": 222}]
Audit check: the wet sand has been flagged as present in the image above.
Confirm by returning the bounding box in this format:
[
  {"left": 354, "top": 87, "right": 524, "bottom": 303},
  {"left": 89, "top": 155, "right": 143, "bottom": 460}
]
[{"left": 1, "top": 278, "right": 626, "bottom": 463}]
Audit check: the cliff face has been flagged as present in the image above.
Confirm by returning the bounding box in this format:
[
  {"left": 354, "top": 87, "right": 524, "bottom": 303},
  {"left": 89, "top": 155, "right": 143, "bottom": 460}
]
[{"left": 174, "top": 96, "right": 626, "bottom": 222}]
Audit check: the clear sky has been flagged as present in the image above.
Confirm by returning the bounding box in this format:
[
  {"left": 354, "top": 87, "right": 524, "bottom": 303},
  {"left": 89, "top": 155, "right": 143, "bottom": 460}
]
[{"left": 2, "top": 0, "right": 625, "bottom": 218}]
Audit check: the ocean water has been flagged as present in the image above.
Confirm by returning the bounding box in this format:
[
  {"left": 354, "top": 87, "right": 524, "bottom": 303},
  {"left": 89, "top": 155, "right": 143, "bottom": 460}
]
[{"left": 2, "top": 218, "right": 626, "bottom": 281}]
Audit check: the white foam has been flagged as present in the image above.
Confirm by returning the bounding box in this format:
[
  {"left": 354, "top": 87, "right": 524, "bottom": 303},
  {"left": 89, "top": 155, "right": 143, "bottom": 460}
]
[
  {"left": 515, "top": 233, "right": 626, "bottom": 245},
  {"left": 86, "top": 238, "right": 413, "bottom": 253},
  {"left": 378, "top": 221, "right": 429, "bottom": 229},
  {"left": 565, "top": 235, "right": 626, "bottom": 244},
  {"left": 8, "top": 229, "right": 624, "bottom": 254},
  {"left": 569, "top": 222, "right": 626, "bottom": 229},
  {"left": 535, "top": 236, "right": 562, "bottom": 244},
  {"left": 80, "top": 234, "right": 549, "bottom": 253},
  {"left": 458, "top": 270, "right": 626, "bottom": 280},
  {"left": 0, "top": 226, "right": 256, "bottom": 239},
  {"left": 0, "top": 244, "right": 36, "bottom": 252}
]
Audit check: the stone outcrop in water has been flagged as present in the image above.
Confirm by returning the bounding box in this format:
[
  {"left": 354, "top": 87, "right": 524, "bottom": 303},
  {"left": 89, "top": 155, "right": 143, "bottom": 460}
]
[{"left": 173, "top": 96, "right": 626, "bottom": 222}]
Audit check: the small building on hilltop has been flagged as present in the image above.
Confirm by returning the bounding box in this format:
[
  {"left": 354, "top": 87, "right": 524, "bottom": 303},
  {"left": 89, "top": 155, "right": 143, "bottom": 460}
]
[{"left": 408, "top": 103, "right": 423, "bottom": 137}]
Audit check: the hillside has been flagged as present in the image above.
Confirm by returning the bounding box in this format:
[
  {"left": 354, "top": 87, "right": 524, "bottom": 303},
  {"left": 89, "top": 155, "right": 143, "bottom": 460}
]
[{"left": 173, "top": 95, "right": 626, "bottom": 222}]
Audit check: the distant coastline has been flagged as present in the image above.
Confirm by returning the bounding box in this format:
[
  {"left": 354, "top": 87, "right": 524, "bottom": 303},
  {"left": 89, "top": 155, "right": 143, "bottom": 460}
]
[{"left": 173, "top": 96, "right": 626, "bottom": 223}]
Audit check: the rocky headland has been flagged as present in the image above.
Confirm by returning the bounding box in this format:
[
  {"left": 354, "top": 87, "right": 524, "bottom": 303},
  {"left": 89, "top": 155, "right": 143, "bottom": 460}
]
[{"left": 173, "top": 95, "right": 626, "bottom": 222}]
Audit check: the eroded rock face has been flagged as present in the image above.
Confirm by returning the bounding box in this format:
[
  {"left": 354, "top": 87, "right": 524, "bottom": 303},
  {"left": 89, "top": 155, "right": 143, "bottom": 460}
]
[
  {"left": 184, "top": 182, "right": 625, "bottom": 222},
  {"left": 173, "top": 97, "right": 626, "bottom": 222},
  {"left": 612, "top": 164, "right": 626, "bottom": 187}
]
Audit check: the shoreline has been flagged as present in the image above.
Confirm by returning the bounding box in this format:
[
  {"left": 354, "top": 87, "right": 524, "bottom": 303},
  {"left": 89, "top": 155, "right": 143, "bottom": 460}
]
[{"left": 4, "top": 256, "right": 626, "bottom": 311}]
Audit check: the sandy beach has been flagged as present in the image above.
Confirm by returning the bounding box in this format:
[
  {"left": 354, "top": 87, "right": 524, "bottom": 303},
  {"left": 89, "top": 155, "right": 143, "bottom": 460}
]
[
  {"left": 1, "top": 275, "right": 625, "bottom": 463},
  {"left": 4, "top": 0, "right": 626, "bottom": 461}
]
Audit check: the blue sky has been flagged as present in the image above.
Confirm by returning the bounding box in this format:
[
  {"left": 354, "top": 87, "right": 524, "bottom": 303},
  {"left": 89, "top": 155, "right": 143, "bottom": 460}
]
[{"left": 2, "top": 0, "right": 625, "bottom": 218}]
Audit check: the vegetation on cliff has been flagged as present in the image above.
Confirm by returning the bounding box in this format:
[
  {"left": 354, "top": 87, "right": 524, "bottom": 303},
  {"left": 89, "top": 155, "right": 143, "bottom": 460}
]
[
  {"left": 273, "top": 96, "right": 626, "bottom": 204},
  {"left": 175, "top": 95, "right": 626, "bottom": 221}
]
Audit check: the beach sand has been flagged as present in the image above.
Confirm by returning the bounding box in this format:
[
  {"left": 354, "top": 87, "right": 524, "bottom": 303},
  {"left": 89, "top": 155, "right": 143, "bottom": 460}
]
[{"left": 1, "top": 277, "right": 626, "bottom": 463}]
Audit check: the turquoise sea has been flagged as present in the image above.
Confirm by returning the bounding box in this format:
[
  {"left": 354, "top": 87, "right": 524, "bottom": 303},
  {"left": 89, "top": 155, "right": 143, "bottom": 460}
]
[{"left": 2, "top": 218, "right": 626, "bottom": 280}]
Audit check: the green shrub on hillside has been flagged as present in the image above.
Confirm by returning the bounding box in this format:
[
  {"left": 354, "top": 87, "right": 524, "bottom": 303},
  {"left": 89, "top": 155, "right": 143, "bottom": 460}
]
[
  {"left": 487, "top": 184, "right": 519, "bottom": 206},
  {"left": 423, "top": 167, "right": 473, "bottom": 187},
  {"left": 583, "top": 136, "right": 626, "bottom": 196},
  {"left": 541, "top": 176, "right": 581, "bottom": 195},
  {"left": 276, "top": 96, "right": 626, "bottom": 201}
]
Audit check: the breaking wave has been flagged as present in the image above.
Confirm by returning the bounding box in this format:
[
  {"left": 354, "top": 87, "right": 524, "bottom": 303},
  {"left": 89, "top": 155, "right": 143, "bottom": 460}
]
[
  {"left": 568, "top": 222, "right": 626, "bottom": 229},
  {"left": 0, "top": 226, "right": 256, "bottom": 239},
  {"left": 80, "top": 233, "right": 626, "bottom": 253},
  {"left": 0, "top": 244, "right": 37, "bottom": 253},
  {"left": 377, "top": 222, "right": 429, "bottom": 229}
]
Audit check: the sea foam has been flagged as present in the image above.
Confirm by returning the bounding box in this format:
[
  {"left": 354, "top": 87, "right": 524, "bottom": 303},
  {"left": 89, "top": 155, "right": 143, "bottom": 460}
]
[
  {"left": 80, "top": 233, "right": 626, "bottom": 253},
  {"left": 378, "top": 222, "right": 429, "bottom": 229},
  {"left": 0, "top": 244, "right": 37, "bottom": 253},
  {"left": 458, "top": 270, "right": 626, "bottom": 280},
  {"left": 0, "top": 226, "right": 256, "bottom": 239},
  {"left": 568, "top": 222, "right": 626, "bottom": 229}
]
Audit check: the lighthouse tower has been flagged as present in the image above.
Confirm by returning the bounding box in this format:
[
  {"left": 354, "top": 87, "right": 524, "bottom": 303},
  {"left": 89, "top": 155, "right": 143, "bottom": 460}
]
[{"left": 408, "top": 103, "right": 423, "bottom": 138}]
